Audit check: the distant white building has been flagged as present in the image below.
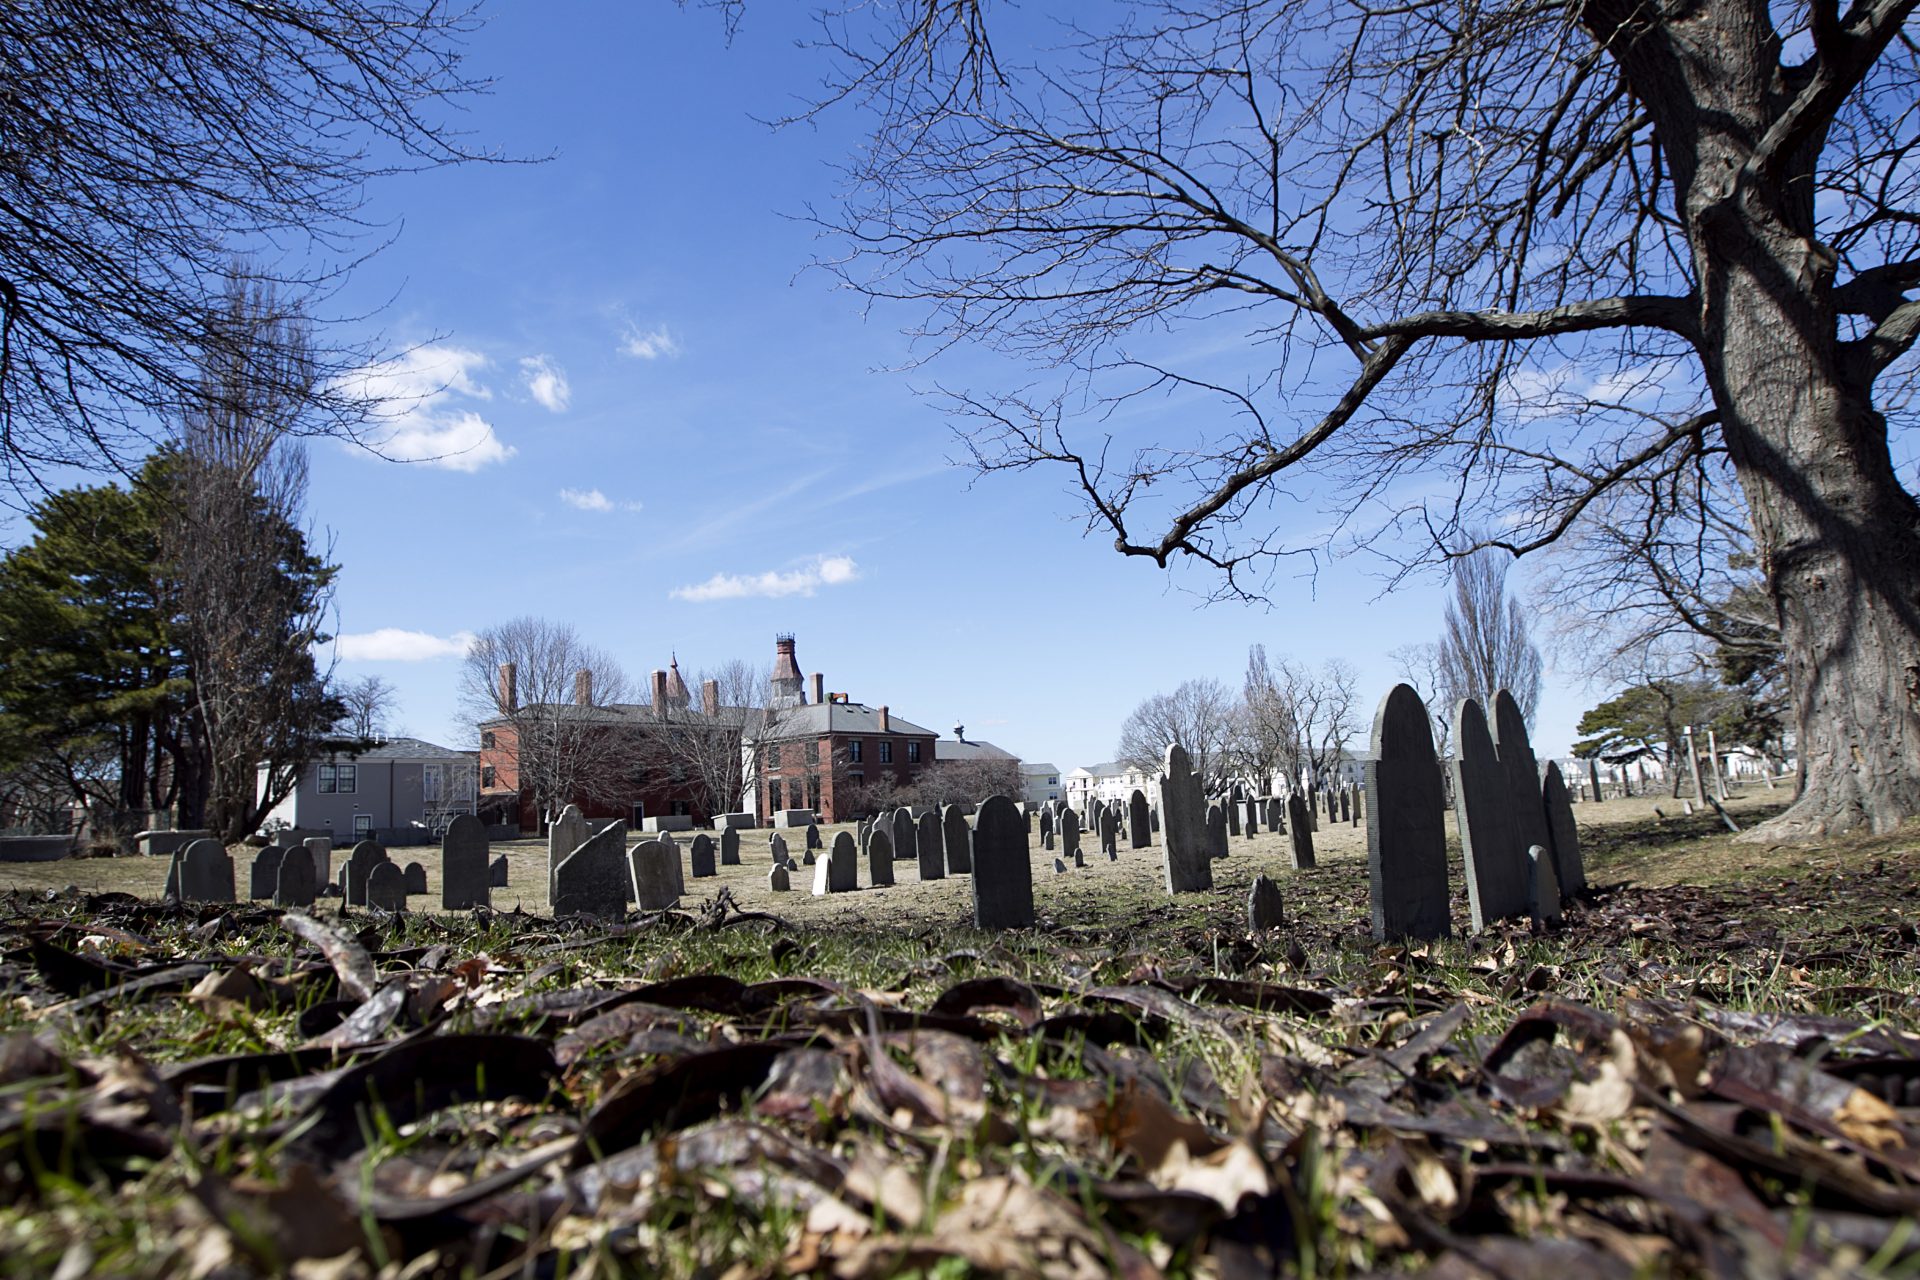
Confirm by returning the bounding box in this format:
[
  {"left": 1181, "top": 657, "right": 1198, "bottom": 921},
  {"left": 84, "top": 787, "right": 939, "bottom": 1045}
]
[{"left": 1064, "top": 761, "right": 1159, "bottom": 812}]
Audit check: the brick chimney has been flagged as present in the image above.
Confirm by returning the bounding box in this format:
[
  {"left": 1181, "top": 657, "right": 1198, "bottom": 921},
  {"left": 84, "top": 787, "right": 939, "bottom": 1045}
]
[
  {"left": 573, "top": 669, "right": 592, "bottom": 707},
  {"left": 650, "top": 669, "right": 668, "bottom": 717},
  {"left": 810, "top": 672, "right": 825, "bottom": 704},
  {"left": 771, "top": 634, "right": 805, "bottom": 706},
  {"left": 701, "top": 678, "right": 719, "bottom": 718},
  {"left": 497, "top": 662, "right": 517, "bottom": 712},
  {"left": 878, "top": 704, "right": 890, "bottom": 733}
]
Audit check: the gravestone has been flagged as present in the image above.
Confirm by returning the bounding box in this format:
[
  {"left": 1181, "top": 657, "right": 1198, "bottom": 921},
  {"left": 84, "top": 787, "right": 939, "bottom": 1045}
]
[
  {"left": 1226, "top": 798, "right": 1241, "bottom": 838},
  {"left": 803, "top": 848, "right": 816, "bottom": 865},
  {"left": 892, "top": 807, "right": 917, "bottom": 863},
  {"left": 768, "top": 864, "right": 790, "bottom": 892},
  {"left": 627, "top": 837, "right": 681, "bottom": 911},
  {"left": 366, "top": 861, "right": 407, "bottom": 912},
  {"left": 719, "top": 826, "right": 741, "bottom": 866},
  {"left": 1492, "top": 689, "right": 1552, "bottom": 884},
  {"left": 1451, "top": 697, "right": 1527, "bottom": 932},
  {"left": 1308, "top": 793, "right": 1320, "bottom": 832},
  {"left": 1364, "top": 684, "right": 1450, "bottom": 941},
  {"left": 442, "top": 814, "right": 491, "bottom": 911},
  {"left": 489, "top": 855, "right": 509, "bottom": 887},
  {"left": 769, "top": 832, "right": 790, "bottom": 867},
  {"left": 1247, "top": 875, "right": 1286, "bottom": 932},
  {"left": 812, "top": 853, "right": 833, "bottom": 896},
  {"left": 1588, "top": 758, "right": 1604, "bottom": 806},
  {"left": 857, "top": 817, "right": 871, "bottom": 849},
  {"left": 1098, "top": 805, "right": 1118, "bottom": 855},
  {"left": 1340, "top": 789, "right": 1351, "bottom": 824},
  {"left": 689, "top": 834, "right": 717, "bottom": 878},
  {"left": 248, "top": 846, "right": 285, "bottom": 901},
  {"left": 829, "top": 831, "right": 857, "bottom": 893},
  {"left": 1160, "top": 744, "right": 1212, "bottom": 893},
  {"left": 918, "top": 810, "right": 945, "bottom": 881},
  {"left": 402, "top": 861, "right": 427, "bottom": 895},
  {"left": 1150, "top": 808, "right": 1160, "bottom": 834},
  {"left": 1058, "top": 807, "right": 1080, "bottom": 861},
  {"left": 344, "top": 840, "right": 388, "bottom": 907},
  {"left": 1528, "top": 844, "right": 1563, "bottom": 927},
  {"left": 1286, "top": 795, "right": 1316, "bottom": 870},
  {"left": 659, "top": 830, "right": 686, "bottom": 898},
  {"left": 942, "top": 803, "right": 972, "bottom": 874},
  {"left": 806, "top": 822, "right": 822, "bottom": 850},
  {"left": 547, "top": 805, "right": 591, "bottom": 885},
  {"left": 273, "top": 849, "right": 317, "bottom": 908},
  {"left": 1541, "top": 762, "right": 1588, "bottom": 896},
  {"left": 1206, "top": 802, "right": 1230, "bottom": 859},
  {"left": 304, "top": 836, "right": 332, "bottom": 885},
  {"left": 1265, "top": 798, "right": 1283, "bottom": 829},
  {"left": 1052, "top": 856, "right": 1068, "bottom": 874},
  {"left": 1038, "top": 806, "right": 1054, "bottom": 848},
  {"left": 969, "top": 795, "right": 1034, "bottom": 929},
  {"left": 866, "top": 827, "right": 895, "bottom": 886},
  {"left": 556, "top": 822, "right": 629, "bottom": 917},
  {"left": 1243, "top": 797, "right": 1260, "bottom": 837},
  {"left": 1128, "top": 790, "right": 1151, "bottom": 849}
]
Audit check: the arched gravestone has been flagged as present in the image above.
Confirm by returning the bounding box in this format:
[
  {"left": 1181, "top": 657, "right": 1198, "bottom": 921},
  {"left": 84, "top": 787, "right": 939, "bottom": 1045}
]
[
  {"left": 366, "top": 861, "right": 407, "bottom": 912},
  {"left": 1160, "top": 744, "right": 1212, "bottom": 893},
  {"left": 547, "top": 805, "right": 590, "bottom": 887},
  {"left": 1226, "top": 797, "right": 1241, "bottom": 837},
  {"left": 1493, "top": 689, "right": 1552, "bottom": 883},
  {"left": 769, "top": 832, "right": 790, "bottom": 867},
  {"left": 657, "top": 830, "right": 685, "bottom": 898},
  {"left": 402, "top": 861, "right": 428, "bottom": 895},
  {"left": 1541, "top": 762, "right": 1588, "bottom": 896},
  {"left": 1127, "top": 790, "right": 1152, "bottom": 849},
  {"left": 891, "top": 807, "right": 917, "bottom": 863},
  {"left": 248, "top": 846, "right": 285, "bottom": 900},
  {"left": 1286, "top": 795, "right": 1316, "bottom": 869},
  {"left": 969, "top": 795, "right": 1034, "bottom": 929},
  {"left": 806, "top": 822, "right": 822, "bottom": 850},
  {"left": 304, "top": 836, "right": 332, "bottom": 885},
  {"left": 719, "top": 826, "right": 741, "bottom": 866},
  {"left": 1038, "top": 806, "right": 1054, "bottom": 849},
  {"left": 274, "top": 849, "right": 317, "bottom": 907},
  {"left": 1058, "top": 807, "right": 1081, "bottom": 860},
  {"left": 1365, "top": 683, "right": 1451, "bottom": 941},
  {"left": 628, "top": 838, "right": 680, "bottom": 910},
  {"left": 866, "top": 827, "right": 895, "bottom": 886},
  {"left": 1205, "top": 802, "right": 1228, "bottom": 859},
  {"left": 689, "top": 834, "right": 717, "bottom": 878},
  {"left": 918, "top": 811, "right": 945, "bottom": 881},
  {"left": 1451, "top": 697, "right": 1527, "bottom": 931},
  {"left": 828, "top": 830, "right": 858, "bottom": 893},
  {"left": 1244, "top": 797, "right": 1260, "bottom": 836},
  {"left": 555, "top": 822, "right": 628, "bottom": 917},
  {"left": 441, "top": 813, "right": 491, "bottom": 910},
  {"left": 1098, "top": 805, "right": 1119, "bottom": 855},
  {"left": 1248, "top": 874, "right": 1286, "bottom": 931},
  {"left": 768, "top": 864, "right": 791, "bottom": 892},
  {"left": 942, "top": 804, "right": 972, "bottom": 874},
  {"left": 344, "top": 840, "right": 388, "bottom": 907}
]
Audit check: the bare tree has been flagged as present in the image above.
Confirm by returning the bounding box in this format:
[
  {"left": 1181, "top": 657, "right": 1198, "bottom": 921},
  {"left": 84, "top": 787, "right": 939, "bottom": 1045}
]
[
  {"left": 811, "top": 0, "right": 1920, "bottom": 837},
  {"left": 1437, "top": 546, "right": 1546, "bottom": 728},
  {"left": 1390, "top": 642, "right": 1456, "bottom": 760},
  {"left": 459, "top": 617, "right": 637, "bottom": 826},
  {"left": 335, "top": 675, "right": 399, "bottom": 742},
  {"left": 1117, "top": 677, "right": 1234, "bottom": 788},
  {"left": 904, "top": 756, "right": 1027, "bottom": 809},
  {"left": 1230, "top": 645, "right": 1297, "bottom": 792},
  {"left": 0, "top": 1, "right": 493, "bottom": 485},
  {"left": 647, "top": 658, "right": 777, "bottom": 822}
]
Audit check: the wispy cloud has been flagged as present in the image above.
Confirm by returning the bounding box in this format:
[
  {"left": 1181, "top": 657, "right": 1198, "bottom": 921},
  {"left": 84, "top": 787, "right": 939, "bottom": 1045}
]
[
  {"left": 337, "top": 627, "right": 476, "bottom": 662},
  {"left": 620, "top": 323, "right": 682, "bottom": 361},
  {"left": 347, "top": 345, "right": 515, "bottom": 472},
  {"left": 519, "top": 354, "right": 571, "bottom": 413},
  {"left": 671, "top": 555, "right": 860, "bottom": 602},
  {"left": 559, "top": 487, "right": 642, "bottom": 514}
]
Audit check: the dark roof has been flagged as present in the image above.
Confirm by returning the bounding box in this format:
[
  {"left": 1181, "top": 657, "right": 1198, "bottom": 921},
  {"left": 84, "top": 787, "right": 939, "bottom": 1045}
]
[
  {"left": 750, "top": 701, "right": 936, "bottom": 740},
  {"left": 480, "top": 703, "right": 752, "bottom": 731},
  {"left": 935, "top": 738, "right": 1019, "bottom": 762},
  {"left": 320, "top": 736, "right": 474, "bottom": 762}
]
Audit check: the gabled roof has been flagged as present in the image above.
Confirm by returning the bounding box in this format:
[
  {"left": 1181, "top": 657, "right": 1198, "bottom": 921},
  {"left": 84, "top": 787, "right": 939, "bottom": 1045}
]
[
  {"left": 320, "top": 736, "right": 474, "bottom": 763},
  {"left": 480, "top": 703, "right": 752, "bottom": 731},
  {"left": 750, "top": 701, "right": 935, "bottom": 740},
  {"left": 1067, "top": 761, "right": 1135, "bottom": 778},
  {"left": 935, "top": 738, "right": 1019, "bottom": 762}
]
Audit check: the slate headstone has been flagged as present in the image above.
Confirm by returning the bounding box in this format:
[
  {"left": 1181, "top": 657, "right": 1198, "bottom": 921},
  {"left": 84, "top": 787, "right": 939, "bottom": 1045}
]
[
  {"left": 402, "top": 861, "right": 427, "bottom": 895},
  {"left": 273, "top": 849, "right": 317, "bottom": 908},
  {"left": 248, "top": 846, "right": 286, "bottom": 901},
  {"left": 1492, "top": 689, "right": 1552, "bottom": 883},
  {"left": 556, "top": 822, "right": 630, "bottom": 917},
  {"left": 829, "top": 830, "right": 857, "bottom": 893},
  {"left": 891, "top": 807, "right": 916, "bottom": 863},
  {"left": 1265, "top": 798, "right": 1283, "bottom": 830},
  {"left": 659, "top": 829, "right": 685, "bottom": 898},
  {"left": 1340, "top": 789, "right": 1351, "bottom": 824},
  {"left": 768, "top": 864, "right": 790, "bottom": 892},
  {"left": 1247, "top": 875, "right": 1286, "bottom": 932},
  {"left": 1128, "top": 790, "right": 1152, "bottom": 849},
  {"left": 1286, "top": 795, "right": 1316, "bottom": 870},
  {"left": 1364, "top": 684, "right": 1450, "bottom": 941},
  {"left": 1226, "top": 799, "right": 1241, "bottom": 837},
  {"left": 1058, "top": 807, "right": 1080, "bottom": 861},
  {"left": 1528, "top": 844, "right": 1563, "bottom": 927},
  {"left": 1038, "top": 806, "right": 1054, "bottom": 848},
  {"left": 969, "top": 795, "right": 1034, "bottom": 929},
  {"left": 1243, "top": 798, "right": 1260, "bottom": 837},
  {"left": 942, "top": 803, "right": 972, "bottom": 874},
  {"left": 344, "top": 840, "right": 388, "bottom": 907},
  {"left": 1205, "top": 802, "right": 1228, "bottom": 859},
  {"left": 1541, "top": 761, "right": 1588, "bottom": 896},
  {"left": 719, "top": 826, "right": 741, "bottom": 866},
  {"left": 304, "top": 836, "right": 333, "bottom": 885},
  {"left": 689, "top": 833, "right": 717, "bottom": 878},
  {"left": 1451, "top": 697, "right": 1527, "bottom": 932},
  {"left": 867, "top": 827, "right": 895, "bottom": 886},
  {"left": 769, "top": 832, "right": 790, "bottom": 867},
  {"left": 1098, "top": 805, "right": 1118, "bottom": 855},
  {"left": 806, "top": 822, "right": 822, "bottom": 851},
  {"left": 1588, "top": 758, "right": 1604, "bottom": 805},
  {"left": 1160, "top": 744, "right": 1212, "bottom": 893},
  {"left": 441, "top": 813, "right": 490, "bottom": 911},
  {"left": 547, "top": 804, "right": 591, "bottom": 888},
  {"left": 366, "top": 861, "right": 407, "bottom": 912},
  {"left": 1053, "top": 856, "right": 1068, "bottom": 874},
  {"left": 489, "top": 855, "right": 509, "bottom": 887},
  {"left": 918, "top": 810, "right": 945, "bottom": 881},
  {"left": 626, "top": 837, "right": 681, "bottom": 911}
]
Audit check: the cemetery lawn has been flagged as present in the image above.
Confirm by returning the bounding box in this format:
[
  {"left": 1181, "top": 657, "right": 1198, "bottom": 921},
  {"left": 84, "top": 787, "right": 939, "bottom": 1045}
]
[{"left": 2, "top": 787, "right": 1918, "bottom": 1278}]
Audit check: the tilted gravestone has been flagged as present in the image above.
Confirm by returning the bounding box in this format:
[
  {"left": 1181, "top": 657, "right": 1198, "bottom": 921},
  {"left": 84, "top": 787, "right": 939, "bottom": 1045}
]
[
  {"left": 1247, "top": 874, "right": 1286, "bottom": 932},
  {"left": 1160, "top": 744, "right": 1212, "bottom": 893},
  {"left": 1286, "top": 795, "right": 1316, "bottom": 870},
  {"left": 555, "top": 822, "right": 628, "bottom": 917},
  {"left": 441, "top": 813, "right": 491, "bottom": 911},
  {"left": 547, "top": 805, "right": 591, "bottom": 887},
  {"left": 1205, "top": 802, "right": 1228, "bottom": 859},
  {"left": 768, "top": 864, "right": 791, "bottom": 892},
  {"left": 1053, "top": 856, "right": 1068, "bottom": 874},
  {"left": 1528, "top": 844, "right": 1563, "bottom": 927},
  {"left": 1058, "top": 807, "right": 1081, "bottom": 861},
  {"left": 1588, "top": 758, "right": 1605, "bottom": 806},
  {"left": 274, "top": 849, "right": 317, "bottom": 908},
  {"left": 1128, "top": 790, "right": 1152, "bottom": 849},
  {"left": 366, "top": 861, "right": 408, "bottom": 912},
  {"left": 1492, "top": 690, "right": 1553, "bottom": 889},
  {"left": 719, "top": 826, "right": 741, "bottom": 866},
  {"left": 658, "top": 829, "right": 686, "bottom": 898},
  {"left": 1451, "top": 697, "right": 1527, "bottom": 932},
  {"left": 627, "top": 837, "right": 680, "bottom": 911},
  {"left": 1365, "top": 684, "right": 1450, "bottom": 941},
  {"left": 402, "top": 861, "right": 428, "bottom": 895},
  {"left": 891, "top": 807, "right": 917, "bottom": 863},
  {"left": 688, "top": 833, "right": 717, "bottom": 878},
  {"left": 769, "top": 832, "right": 790, "bottom": 867},
  {"left": 304, "top": 836, "right": 332, "bottom": 885},
  {"left": 1541, "top": 762, "right": 1588, "bottom": 896},
  {"left": 344, "top": 840, "right": 389, "bottom": 907},
  {"left": 489, "top": 855, "right": 509, "bottom": 887},
  {"left": 942, "top": 803, "right": 972, "bottom": 874},
  {"left": 970, "top": 795, "right": 1034, "bottom": 929},
  {"left": 248, "top": 846, "right": 285, "bottom": 901},
  {"left": 828, "top": 831, "right": 857, "bottom": 894},
  {"left": 866, "top": 827, "right": 895, "bottom": 887},
  {"left": 1098, "top": 805, "right": 1119, "bottom": 855},
  {"left": 918, "top": 810, "right": 945, "bottom": 881}
]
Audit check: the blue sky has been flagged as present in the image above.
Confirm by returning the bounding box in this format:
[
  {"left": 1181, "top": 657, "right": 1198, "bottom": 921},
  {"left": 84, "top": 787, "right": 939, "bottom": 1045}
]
[{"left": 105, "top": 5, "right": 1612, "bottom": 765}]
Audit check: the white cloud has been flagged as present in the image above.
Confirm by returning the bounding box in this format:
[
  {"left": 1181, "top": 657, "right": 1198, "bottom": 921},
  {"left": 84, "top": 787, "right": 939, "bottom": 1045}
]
[
  {"left": 559, "top": 487, "right": 642, "bottom": 513},
  {"left": 346, "top": 344, "right": 516, "bottom": 472},
  {"left": 671, "top": 555, "right": 860, "bottom": 602},
  {"left": 519, "top": 354, "right": 571, "bottom": 413},
  {"left": 337, "top": 628, "right": 476, "bottom": 662},
  {"left": 620, "top": 323, "right": 682, "bottom": 361}
]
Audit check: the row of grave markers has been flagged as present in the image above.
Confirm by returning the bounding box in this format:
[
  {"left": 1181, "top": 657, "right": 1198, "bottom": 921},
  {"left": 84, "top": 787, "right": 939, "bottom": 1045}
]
[{"left": 167, "top": 815, "right": 512, "bottom": 910}]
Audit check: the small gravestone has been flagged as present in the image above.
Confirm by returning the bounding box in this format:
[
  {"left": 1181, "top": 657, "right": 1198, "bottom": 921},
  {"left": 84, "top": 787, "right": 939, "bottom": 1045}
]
[
  {"left": 658, "top": 830, "right": 685, "bottom": 898},
  {"left": 1247, "top": 875, "right": 1285, "bottom": 932},
  {"left": 1073, "top": 849, "right": 1085, "bottom": 868},
  {"left": 1058, "top": 808, "right": 1081, "bottom": 861},
  {"left": 555, "top": 822, "right": 629, "bottom": 917},
  {"left": 1588, "top": 758, "right": 1605, "bottom": 805},
  {"left": 1226, "top": 799, "right": 1241, "bottom": 838},
  {"left": 970, "top": 795, "right": 1034, "bottom": 929},
  {"left": 806, "top": 822, "right": 822, "bottom": 850},
  {"left": 917, "top": 811, "right": 945, "bottom": 881},
  {"left": 1127, "top": 790, "right": 1151, "bottom": 849},
  {"left": 769, "top": 832, "right": 790, "bottom": 867},
  {"left": 248, "top": 846, "right": 285, "bottom": 901},
  {"left": 547, "top": 804, "right": 591, "bottom": 886},
  {"left": 1541, "top": 762, "right": 1588, "bottom": 896},
  {"left": 489, "top": 855, "right": 509, "bottom": 887},
  {"left": 441, "top": 813, "right": 491, "bottom": 911},
  {"left": 867, "top": 827, "right": 895, "bottom": 886},
  {"left": 1286, "top": 795, "right": 1316, "bottom": 870},
  {"left": 1308, "top": 793, "right": 1320, "bottom": 832},
  {"left": 1038, "top": 806, "right": 1054, "bottom": 849},
  {"left": 402, "top": 861, "right": 427, "bottom": 895},
  {"left": 274, "top": 850, "right": 317, "bottom": 907},
  {"left": 803, "top": 848, "right": 816, "bottom": 865},
  {"left": 689, "top": 833, "right": 717, "bottom": 878},
  {"left": 627, "top": 837, "right": 680, "bottom": 911},
  {"left": 1340, "top": 789, "right": 1351, "bottom": 824},
  {"left": 1160, "top": 744, "right": 1212, "bottom": 893},
  {"left": 1528, "top": 845, "right": 1562, "bottom": 927},
  {"left": 812, "top": 853, "right": 833, "bottom": 896},
  {"left": 942, "top": 804, "right": 972, "bottom": 874},
  {"left": 769, "top": 864, "right": 790, "bottom": 892},
  {"left": 1265, "top": 798, "right": 1283, "bottom": 830},
  {"left": 1452, "top": 697, "right": 1527, "bottom": 931},
  {"left": 304, "top": 836, "right": 332, "bottom": 885},
  {"left": 1327, "top": 789, "right": 1338, "bottom": 824},
  {"left": 1243, "top": 798, "right": 1260, "bottom": 836},
  {"left": 1493, "top": 690, "right": 1552, "bottom": 884},
  {"left": 366, "top": 861, "right": 407, "bottom": 912},
  {"left": 1098, "top": 805, "right": 1118, "bottom": 855},
  {"left": 719, "top": 826, "right": 741, "bottom": 866},
  {"left": 1205, "top": 802, "right": 1228, "bottom": 859},
  {"left": 1365, "top": 684, "right": 1449, "bottom": 941},
  {"left": 1052, "top": 856, "right": 1068, "bottom": 874},
  {"left": 829, "top": 831, "right": 857, "bottom": 893},
  {"left": 344, "top": 840, "right": 388, "bottom": 907},
  {"left": 891, "top": 807, "right": 917, "bottom": 863}
]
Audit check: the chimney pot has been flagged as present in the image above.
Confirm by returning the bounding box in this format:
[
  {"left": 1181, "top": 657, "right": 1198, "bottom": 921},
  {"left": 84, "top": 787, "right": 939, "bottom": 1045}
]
[
  {"left": 701, "top": 678, "right": 719, "bottom": 718},
  {"left": 878, "top": 704, "right": 890, "bottom": 733},
  {"left": 497, "top": 662, "right": 518, "bottom": 713},
  {"left": 573, "top": 669, "right": 592, "bottom": 707}
]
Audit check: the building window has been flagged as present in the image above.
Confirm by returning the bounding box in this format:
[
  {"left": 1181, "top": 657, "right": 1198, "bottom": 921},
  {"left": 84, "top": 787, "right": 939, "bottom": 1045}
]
[
  {"left": 318, "top": 764, "right": 336, "bottom": 794},
  {"left": 848, "top": 740, "right": 863, "bottom": 764},
  {"left": 768, "top": 743, "right": 782, "bottom": 768},
  {"left": 481, "top": 730, "right": 496, "bottom": 749},
  {"left": 805, "top": 741, "right": 819, "bottom": 764},
  {"left": 1048, "top": 776, "right": 1059, "bottom": 785},
  {"left": 768, "top": 778, "right": 783, "bottom": 811},
  {"left": 423, "top": 765, "right": 442, "bottom": 803},
  {"left": 352, "top": 814, "right": 372, "bottom": 838},
  {"left": 336, "top": 764, "right": 356, "bottom": 794},
  {"left": 907, "top": 741, "right": 921, "bottom": 764},
  {"left": 481, "top": 765, "right": 496, "bottom": 788},
  {"left": 879, "top": 741, "right": 893, "bottom": 764}
]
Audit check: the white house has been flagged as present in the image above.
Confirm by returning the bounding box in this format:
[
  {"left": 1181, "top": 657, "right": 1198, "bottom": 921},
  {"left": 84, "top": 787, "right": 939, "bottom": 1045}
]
[
  {"left": 1064, "top": 761, "right": 1160, "bottom": 812},
  {"left": 257, "top": 737, "right": 477, "bottom": 844}
]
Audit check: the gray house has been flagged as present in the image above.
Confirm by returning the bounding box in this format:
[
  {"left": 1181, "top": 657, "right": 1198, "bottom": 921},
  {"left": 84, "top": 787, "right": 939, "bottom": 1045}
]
[{"left": 257, "top": 737, "right": 477, "bottom": 845}]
